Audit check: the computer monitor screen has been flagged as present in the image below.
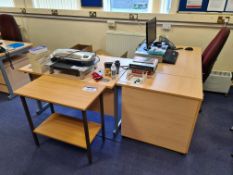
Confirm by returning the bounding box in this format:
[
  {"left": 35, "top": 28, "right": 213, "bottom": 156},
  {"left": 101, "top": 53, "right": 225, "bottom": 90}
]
[{"left": 146, "top": 17, "right": 157, "bottom": 49}]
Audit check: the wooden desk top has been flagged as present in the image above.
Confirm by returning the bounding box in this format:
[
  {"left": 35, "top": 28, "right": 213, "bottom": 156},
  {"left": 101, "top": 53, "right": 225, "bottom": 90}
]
[
  {"left": 156, "top": 47, "right": 202, "bottom": 79},
  {"left": 19, "top": 48, "right": 203, "bottom": 100},
  {"left": 119, "top": 46, "right": 203, "bottom": 100},
  {"left": 19, "top": 56, "right": 132, "bottom": 89},
  {"left": 117, "top": 72, "right": 203, "bottom": 100},
  {"left": 0, "top": 40, "right": 32, "bottom": 57},
  {"left": 14, "top": 75, "right": 106, "bottom": 111}
]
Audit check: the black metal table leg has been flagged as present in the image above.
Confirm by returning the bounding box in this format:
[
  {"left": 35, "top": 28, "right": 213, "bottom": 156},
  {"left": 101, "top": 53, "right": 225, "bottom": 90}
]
[
  {"left": 49, "top": 103, "right": 55, "bottom": 113},
  {"left": 82, "top": 111, "right": 92, "bottom": 164},
  {"left": 113, "top": 86, "right": 121, "bottom": 137},
  {"left": 99, "top": 94, "right": 105, "bottom": 141},
  {"left": 20, "top": 96, "right": 40, "bottom": 146},
  {"left": 28, "top": 74, "right": 49, "bottom": 115}
]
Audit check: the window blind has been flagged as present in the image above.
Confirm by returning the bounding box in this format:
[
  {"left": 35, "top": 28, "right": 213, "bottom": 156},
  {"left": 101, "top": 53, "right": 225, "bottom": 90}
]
[
  {"left": 110, "top": 0, "right": 149, "bottom": 13},
  {"left": 160, "top": 0, "right": 172, "bottom": 13},
  {"left": 0, "top": 0, "right": 15, "bottom": 7},
  {"left": 33, "top": 0, "right": 78, "bottom": 9}
]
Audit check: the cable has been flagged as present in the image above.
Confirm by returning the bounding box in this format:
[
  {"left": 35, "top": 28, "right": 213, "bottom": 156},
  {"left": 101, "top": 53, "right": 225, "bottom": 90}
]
[
  {"left": 95, "top": 55, "right": 101, "bottom": 64},
  {"left": 5, "top": 50, "right": 14, "bottom": 69}
]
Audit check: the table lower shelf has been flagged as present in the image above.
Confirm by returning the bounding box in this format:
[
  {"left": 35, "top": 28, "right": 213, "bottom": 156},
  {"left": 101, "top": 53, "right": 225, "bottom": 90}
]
[{"left": 34, "top": 113, "right": 101, "bottom": 149}]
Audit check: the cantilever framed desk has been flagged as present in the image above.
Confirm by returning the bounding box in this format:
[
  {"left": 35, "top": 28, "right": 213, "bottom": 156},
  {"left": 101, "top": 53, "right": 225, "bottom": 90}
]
[{"left": 0, "top": 40, "right": 32, "bottom": 99}]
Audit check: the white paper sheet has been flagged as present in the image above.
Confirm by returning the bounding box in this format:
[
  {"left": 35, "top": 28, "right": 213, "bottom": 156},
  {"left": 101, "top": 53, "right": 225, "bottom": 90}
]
[
  {"left": 207, "top": 0, "right": 226, "bottom": 11},
  {"left": 225, "top": 0, "right": 233, "bottom": 11},
  {"left": 186, "top": 0, "right": 203, "bottom": 8}
]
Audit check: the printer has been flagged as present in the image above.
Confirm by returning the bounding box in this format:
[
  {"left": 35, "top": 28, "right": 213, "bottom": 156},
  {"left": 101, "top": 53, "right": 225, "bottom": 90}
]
[{"left": 47, "top": 49, "right": 98, "bottom": 76}]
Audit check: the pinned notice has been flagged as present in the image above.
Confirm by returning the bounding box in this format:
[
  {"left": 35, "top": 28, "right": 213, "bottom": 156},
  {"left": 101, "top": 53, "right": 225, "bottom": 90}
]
[
  {"left": 226, "top": 0, "right": 233, "bottom": 12},
  {"left": 207, "top": 0, "right": 226, "bottom": 11},
  {"left": 186, "top": 0, "right": 203, "bottom": 9}
]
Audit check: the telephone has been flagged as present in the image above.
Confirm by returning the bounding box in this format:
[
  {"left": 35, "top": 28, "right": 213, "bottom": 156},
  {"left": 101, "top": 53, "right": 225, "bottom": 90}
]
[
  {"left": 0, "top": 46, "right": 14, "bottom": 69},
  {"left": 159, "top": 36, "right": 176, "bottom": 50}
]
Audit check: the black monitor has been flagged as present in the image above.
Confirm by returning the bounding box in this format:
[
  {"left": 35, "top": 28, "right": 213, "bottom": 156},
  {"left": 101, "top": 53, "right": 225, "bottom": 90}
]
[{"left": 146, "top": 17, "right": 157, "bottom": 50}]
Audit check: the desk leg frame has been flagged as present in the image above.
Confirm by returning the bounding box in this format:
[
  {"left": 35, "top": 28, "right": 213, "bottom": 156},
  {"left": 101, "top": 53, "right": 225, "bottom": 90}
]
[
  {"left": 82, "top": 111, "right": 92, "bottom": 164},
  {"left": 230, "top": 127, "right": 233, "bottom": 157},
  {"left": 100, "top": 94, "right": 105, "bottom": 141},
  {"left": 28, "top": 74, "right": 49, "bottom": 115},
  {"left": 49, "top": 103, "right": 55, "bottom": 113},
  {"left": 20, "top": 96, "right": 40, "bottom": 146},
  {"left": 113, "top": 86, "right": 121, "bottom": 137},
  {"left": 0, "top": 60, "right": 14, "bottom": 99}
]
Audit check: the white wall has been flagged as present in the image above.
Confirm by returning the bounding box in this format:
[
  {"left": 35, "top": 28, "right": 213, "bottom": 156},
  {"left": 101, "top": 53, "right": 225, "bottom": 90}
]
[{"left": 2, "top": 0, "right": 233, "bottom": 71}]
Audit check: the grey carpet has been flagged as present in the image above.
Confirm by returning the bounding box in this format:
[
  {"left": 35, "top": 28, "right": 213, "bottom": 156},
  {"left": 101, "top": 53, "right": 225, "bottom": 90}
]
[{"left": 0, "top": 89, "right": 232, "bottom": 175}]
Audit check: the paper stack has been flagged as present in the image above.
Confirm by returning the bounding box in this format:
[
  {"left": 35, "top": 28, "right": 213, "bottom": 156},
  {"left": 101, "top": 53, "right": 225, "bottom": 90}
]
[{"left": 28, "top": 46, "right": 50, "bottom": 73}]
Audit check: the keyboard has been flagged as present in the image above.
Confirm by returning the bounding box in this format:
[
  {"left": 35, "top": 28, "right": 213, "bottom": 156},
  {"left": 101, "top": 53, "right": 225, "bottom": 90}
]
[{"left": 163, "top": 49, "right": 179, "bottom": 64}]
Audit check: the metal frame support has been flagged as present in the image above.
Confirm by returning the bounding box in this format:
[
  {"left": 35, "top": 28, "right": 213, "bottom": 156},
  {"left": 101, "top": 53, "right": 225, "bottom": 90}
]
[
  {"left": 113, "top": 86, "right": 121, "bottom": 136},
  {"left": 230, "top": 126, "right": 233, "bottom": 157},
  {"left": 0, "top": 60, "right": 14, "bottom": 99},
  {"left": 49, "top": 103, "right": 55, "bottom": 113},
  {"left": 28, "top": 74, "right": 49, "bottom": 115},
  {"left": 82, "top": 111, "right": 92, "bottom": 164},
  {"left": 99, "top": 94, "right": 105, "bottom": 141},
  {"left": 20, "top": 96, "right": 40, "bottom": 146}
]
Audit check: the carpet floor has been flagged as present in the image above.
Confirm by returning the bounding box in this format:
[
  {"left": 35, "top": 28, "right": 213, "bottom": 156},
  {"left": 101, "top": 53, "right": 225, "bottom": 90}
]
[{"left": 0, "top": 89, "right": 232, "bottom": 175}]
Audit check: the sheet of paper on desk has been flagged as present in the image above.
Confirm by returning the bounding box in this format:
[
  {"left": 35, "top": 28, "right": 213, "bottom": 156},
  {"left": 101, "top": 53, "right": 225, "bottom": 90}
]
[
  {"left": 83, "top": 86, "right": 97, "bottom": 92},
  {"left": 226, "top": 0, "right": 233, "bottom": 11},
  {"left": 207, "top": 0, "right": 226, "bottom": 11}
]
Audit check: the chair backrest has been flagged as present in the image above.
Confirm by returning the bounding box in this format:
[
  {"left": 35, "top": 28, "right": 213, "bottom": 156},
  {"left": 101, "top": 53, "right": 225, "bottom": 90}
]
[
  {"left": 0, "top": 14, "right": 23, "bottom": 41},
  {"left": 202, "top": 27, "right": 230, "bottom": 82}
]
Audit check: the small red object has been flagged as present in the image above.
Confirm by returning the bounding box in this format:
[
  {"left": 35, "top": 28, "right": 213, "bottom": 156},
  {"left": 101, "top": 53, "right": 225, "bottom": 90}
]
[{"left": 92, "top": 72, "right": 103, "bottom": 81}]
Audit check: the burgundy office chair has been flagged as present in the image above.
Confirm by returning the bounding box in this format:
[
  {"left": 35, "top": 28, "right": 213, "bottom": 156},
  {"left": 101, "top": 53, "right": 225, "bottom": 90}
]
[
  {"left": 0, "top": 14, "right": 23, "bottom": 41},
  {"left": 202, "top": 27, "right": 230, "bottom": 82}
]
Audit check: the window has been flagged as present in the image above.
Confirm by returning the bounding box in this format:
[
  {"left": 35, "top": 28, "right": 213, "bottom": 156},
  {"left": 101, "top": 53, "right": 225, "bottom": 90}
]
[
  {"left": 160, "top": 0, "right": 172, "bottom": 13},
  {"left": 0, "top": 0, "right": 15, "bottom": 7},
  {"left": 110, "top": 0, "right": 149, "bottom": 13},
  {"left": 32, "top": 0, "right": 78, "bottom": 9}
]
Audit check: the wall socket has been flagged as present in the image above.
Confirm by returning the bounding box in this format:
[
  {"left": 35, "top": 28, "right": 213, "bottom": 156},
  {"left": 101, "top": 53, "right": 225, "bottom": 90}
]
[
  {"left": 107, "top": 20, "right": 116, "bottom": 29},
  {"left": 21, "top": 8, "right": 27, "bottom": 14},
  {"left": 89, "top": 11, "right": 97, "bottom": 18},
  {"left": 129, "top": 13, "right": 138, "bottom": 20},
  {"left": 51, "top": 9, "right": 58, "bottom": 16},
  {"left": 162, "top": 23, "right": 172, "bottom": 31},
  {"left": 217, "top": 16, "right": 230, "bottom": 24}
]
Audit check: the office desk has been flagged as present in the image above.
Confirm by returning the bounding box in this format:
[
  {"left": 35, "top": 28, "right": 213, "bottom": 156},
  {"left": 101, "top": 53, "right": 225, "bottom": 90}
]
[
  {"left": 15, "top": 75, "right": 106, "bottom": 164},
  {"left": 118, "top": 47, "right": 203, "bottom": 154},
  {"left": 0, "top": 40, "right": 32, "bottom": 99},
  {"left": 156, "top": 47, "right": 202, "bottom": 78},
  {"left": 19, "top": 56, "right": 132, "bottom": 135}
]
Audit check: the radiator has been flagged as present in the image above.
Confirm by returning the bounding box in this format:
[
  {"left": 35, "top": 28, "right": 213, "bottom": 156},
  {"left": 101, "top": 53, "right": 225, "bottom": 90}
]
[
  {"left": 204, "top": 70, "right": 232, "bottom": 95},
  {"left": 106, "top": 31, "right": 145, "bottom": 58}
]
